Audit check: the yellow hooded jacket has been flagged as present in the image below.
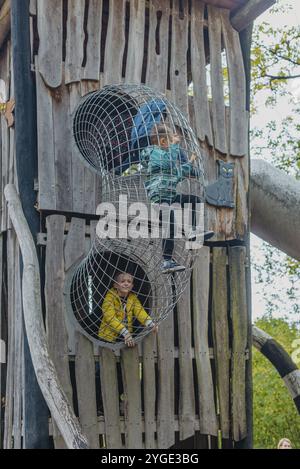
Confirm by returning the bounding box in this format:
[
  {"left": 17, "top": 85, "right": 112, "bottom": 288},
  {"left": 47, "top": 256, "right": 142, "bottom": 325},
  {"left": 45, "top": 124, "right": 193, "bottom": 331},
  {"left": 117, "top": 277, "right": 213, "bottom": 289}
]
[{"left": 98, "top": 288, "right": 152, "bottom": 343}]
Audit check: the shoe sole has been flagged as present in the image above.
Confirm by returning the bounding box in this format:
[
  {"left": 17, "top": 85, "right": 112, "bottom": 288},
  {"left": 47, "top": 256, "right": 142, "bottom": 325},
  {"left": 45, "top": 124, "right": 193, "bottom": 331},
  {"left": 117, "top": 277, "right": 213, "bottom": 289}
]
[{"left": 162, "top": 265, "right": 186, "bottom": 274}]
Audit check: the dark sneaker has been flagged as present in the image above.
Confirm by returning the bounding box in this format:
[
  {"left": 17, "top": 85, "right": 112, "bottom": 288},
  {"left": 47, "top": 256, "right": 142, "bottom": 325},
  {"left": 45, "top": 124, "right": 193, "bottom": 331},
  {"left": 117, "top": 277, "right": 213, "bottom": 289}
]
[
  {"left": 161, "top": 259, "right": 186, "bottom": 274},
  {"left": 186, "top": 228, "right": 214, "bottom": 241}
]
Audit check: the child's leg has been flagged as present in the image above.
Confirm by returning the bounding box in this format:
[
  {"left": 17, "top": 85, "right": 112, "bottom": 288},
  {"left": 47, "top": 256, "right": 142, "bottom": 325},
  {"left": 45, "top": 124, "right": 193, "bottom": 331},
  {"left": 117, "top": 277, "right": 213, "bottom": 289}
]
[
  {"left": 161, "top": 207, "right": 175, "bottom": 259},
  {"left": 174, "top": 194, "right": 202, "bottom": 231}
]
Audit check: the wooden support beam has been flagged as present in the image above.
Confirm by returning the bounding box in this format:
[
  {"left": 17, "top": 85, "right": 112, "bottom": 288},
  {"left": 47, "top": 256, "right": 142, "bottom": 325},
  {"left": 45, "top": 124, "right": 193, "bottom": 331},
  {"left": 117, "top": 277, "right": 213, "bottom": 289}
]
[
  {"left": 231, "top": 0, "right": 276, "bottom": 32},
  {"left": 0, "top": 0, "right": 10, "bottom": 50}
]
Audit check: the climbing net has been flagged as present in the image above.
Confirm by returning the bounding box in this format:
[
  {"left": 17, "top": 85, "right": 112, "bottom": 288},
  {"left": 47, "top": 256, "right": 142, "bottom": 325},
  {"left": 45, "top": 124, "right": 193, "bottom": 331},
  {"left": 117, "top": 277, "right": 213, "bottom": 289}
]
[{"left": 68, "top": 84, "right": 206, "bottom": 349}]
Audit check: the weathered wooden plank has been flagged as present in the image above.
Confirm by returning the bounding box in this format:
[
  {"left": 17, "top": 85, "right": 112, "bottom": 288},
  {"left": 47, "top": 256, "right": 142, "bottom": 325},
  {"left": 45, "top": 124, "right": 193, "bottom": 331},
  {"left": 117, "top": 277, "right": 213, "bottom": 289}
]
[
  {"left": 0, "top": 44, "right": 10, "bottom": 232},
  {"left": 36, "top": 65, "right": 56, "bottom": 211},
  {"left": 170, "top": 0, "right": 189, "bottom": 116},
  {"left": 177, "top": 277, "right": 195, "bottom": 440},
  {"left": 65, "top": 0, "right": 85, "bottom": 84},
  {"left": 157, "top": 313, "right": 175, "bottom": 448},
  {"left": 37, "top": 0, "right": 62, "bottom": 88},
  {"left": 212, "top": 247, "right": 230, "bottom": 439},
  {"left": 228, "top": 246, "right": 248, "bottom": 441},
  {"left": 12, "top": 243, "right": 23, "bottom": 449},
  {"left": 64, "top": 217, "right": 86, "bottom": 271},
  {"left": 53, "top": 77, "right": 73, "bottom": 212},
  {"left": 69, "top": 82, "right": 85, "bottom": 214},
  {"left": 121, "top": 347, "right": 143, "bottom": 448},
  {"left": 103, "top": 0, "right": 126, "bottom": 85},
  {"left": 145, "top": 0, "right": 170, "bottom": 93},
  {"left": 221, "top": 10, "right": 247, "bottom": 157},
  {"left": 45, "top": 215, "right": 74, "bottom": 449},
  {"left": 75, "top": 332, "right": 99, "bottom": 448},
  {"left": 193, "top": 247, "right": 218, "bottom": 436},
  {"left": 99, "top": 348, "right": 122, "bottom": 449},
  {"left": 190, "top": 0, "right": 213, "bottom": 146},
  {"left": 125, "top": 0, "right": 145, "bottom": 84},
  {"left": 83, "top": 0, "right": 103, "bottom": 81},
  {"left": 29, "top": 0, "right": 37, "bottom": 16},
  {"left": 208, "top": 6, "right": 227, "bottom": 155},
  {"left": 231, "top": 0, "right": 276, "bottom": 32},
  {"left": 142, "top": 333, "right": 157, "bottom": 449}
]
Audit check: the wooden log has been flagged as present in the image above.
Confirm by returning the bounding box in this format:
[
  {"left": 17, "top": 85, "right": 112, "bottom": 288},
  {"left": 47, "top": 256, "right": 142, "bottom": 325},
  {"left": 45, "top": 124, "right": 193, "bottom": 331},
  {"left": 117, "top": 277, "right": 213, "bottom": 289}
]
[
  {"left": 221, "top": 10, "right": 247, "bottom": 157},
  {"left": 207, "top": 5, "right": 227, "bottom": 155},
  {"left": 83, "top": 0, "right": 103, "bottom": 81},
  {"left": 121, "top": 347, "right": 143, "bottom": 448},
  {"left": 231, "top": 0, "right": 276, "bottom": 32},
  {"left": 125, "top": 0, "right": 145, "bottom": 84},
  {"left": 193, "top": 247, "right": 218, "bottom": 436},
  {"left": 65, "top": 0, "right": 85, "bottom": 84},
  {"left": 145, "top": 0, "right": 170, "bottom": 93},
  {"left": 37, "top": 0, "right": 62, "bottom": 88},
  {"left": 103, "top": 0, "right": 126, "bottom": 85},
  {"left": 99, "top": 348, "right": 123, "bottom": 449},
  {"left": 190, "top": 0, "right": 213, "bottom": 145},
  {"left": 4, "top": 184, "right": 88, "bottom": 449},
  {"left": 212, "top": 247, "right": 230, "bottom": 438},
  {"left": 170, "top": 0, "right": 189, "bottom": 116},
  {"left": 177, "top": 277, "right": 195, "bottom": 441},
  {"left": 228, "top": 246, "right": 248, "bottom": 441},
  {"left": 142, "top": 333, "right": 157, "bottom": 449},
  {"left": 0, "top": 0, "right": 11, "bottom": 51}
]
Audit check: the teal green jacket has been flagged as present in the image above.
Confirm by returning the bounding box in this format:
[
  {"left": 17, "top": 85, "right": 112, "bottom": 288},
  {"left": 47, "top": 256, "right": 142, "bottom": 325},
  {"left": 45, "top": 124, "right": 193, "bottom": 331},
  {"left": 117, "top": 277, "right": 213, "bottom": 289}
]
[{"left": 141, "top": 144, "right": 197, "bottom": 204}]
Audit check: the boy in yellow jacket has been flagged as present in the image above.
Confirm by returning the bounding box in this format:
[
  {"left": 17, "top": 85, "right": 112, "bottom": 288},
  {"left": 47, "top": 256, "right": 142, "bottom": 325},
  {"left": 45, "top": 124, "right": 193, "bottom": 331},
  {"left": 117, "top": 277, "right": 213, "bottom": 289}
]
[{"left": 98, "top": 272, "right": 158, "bottom": 347}]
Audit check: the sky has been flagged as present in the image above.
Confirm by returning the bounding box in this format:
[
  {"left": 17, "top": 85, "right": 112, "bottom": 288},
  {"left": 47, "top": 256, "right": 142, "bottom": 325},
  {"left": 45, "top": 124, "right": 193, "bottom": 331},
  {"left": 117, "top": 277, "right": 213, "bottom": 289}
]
[{"left": 250, "top": 0, "right": 300, "bottom": 323}]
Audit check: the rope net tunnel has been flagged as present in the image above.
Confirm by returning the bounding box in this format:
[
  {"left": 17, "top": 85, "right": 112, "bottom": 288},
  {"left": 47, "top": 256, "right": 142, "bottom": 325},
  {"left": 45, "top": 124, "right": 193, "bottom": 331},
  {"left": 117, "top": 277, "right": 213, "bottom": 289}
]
[{"left": 68, "top": 84, "right": 207, "bottom": 349}]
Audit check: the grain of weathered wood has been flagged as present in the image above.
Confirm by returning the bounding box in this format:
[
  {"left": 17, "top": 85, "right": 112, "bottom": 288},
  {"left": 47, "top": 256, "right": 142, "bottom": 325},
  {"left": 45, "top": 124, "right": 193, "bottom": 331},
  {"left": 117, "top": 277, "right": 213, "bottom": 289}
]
[
  {"left": 36, "top": 65, "right": 56, "bottom": 211},
  {"left": 190, "top": 0, "right": 213, "bottom": 145},
  {"left": 157, "top": 313, "right": 175, "bottom": 448},
  {"left": 212, "top": 247, "right": 230, "bottom": 439},
  {"left": 229, "top": 246, "right": 248, "bottom": 441},
  {"left": 53, "top": 77, "right": 73, "bottom": 212},
  {"left": 177, "top": 277, "right": 195, "bottom": 440},
  {"left": 37, "top": 0, "right": 62, "bottom": 88},
  {"left": 221, "top": 10, "right": 247, "bottom": 157},
  {"left": 103, "top": 0, "right": 126, "bottom": 85},
  {"left": 193, "top": 247, "right": 218, "bottom": 436},
  {"left": 170, "top": 0, "right": 189, "bottom": 116},
  {"left": 208, "top": 6, "right": 227, "bottom": 155},
  {"left": 64, "top": 217, "right": 86, "bottom": 271},
  {"left": 145, "top": 0, "right": 170, "bottom": 93},
  {"left": 46, "top": 215, "right": 74, "bottom": 448},
  {"left": 99, "top": 348, "right": 122, "bottom": 449},
  {"left": 125, "top": 0, "right": 145, "bottom": 84},
  {"left": 65, "top": 0, "right": 85, "bottom": 84},
  {"left": 121, "top": 347, "right": 143, "bottom": 448},
  {"left": 142, "top": 333, "right": 157, "bottom": 449},
  {"left": 83, "top": 0, "right": 103, "bottom": 81},
  {"left": 75, "top": 332, "right": 99, "bottom": 448}
]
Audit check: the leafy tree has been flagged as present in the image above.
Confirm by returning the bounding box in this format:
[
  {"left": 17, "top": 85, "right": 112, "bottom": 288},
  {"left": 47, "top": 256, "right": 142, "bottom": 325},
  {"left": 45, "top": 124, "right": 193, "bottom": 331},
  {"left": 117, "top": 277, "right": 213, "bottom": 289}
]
[{"left": 253, "top": 317, "right": 300, "bottom": 449}]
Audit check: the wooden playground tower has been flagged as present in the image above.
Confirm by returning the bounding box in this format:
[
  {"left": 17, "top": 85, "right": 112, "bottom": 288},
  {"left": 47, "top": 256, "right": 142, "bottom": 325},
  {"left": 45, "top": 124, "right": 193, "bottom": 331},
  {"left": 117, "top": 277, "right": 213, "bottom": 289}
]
[{"left": 0, "top": 0, "right": 277, "bottom": 449}]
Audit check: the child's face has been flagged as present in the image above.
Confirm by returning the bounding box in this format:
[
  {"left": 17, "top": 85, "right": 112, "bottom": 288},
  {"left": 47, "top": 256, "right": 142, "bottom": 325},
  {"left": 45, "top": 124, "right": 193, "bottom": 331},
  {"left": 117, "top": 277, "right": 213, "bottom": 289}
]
[
  {"left": 159, "top": 132, "right": 181, "bottom": 149},
  {"left": 114, "top": 274, "right": 134, "bottom": 297}
]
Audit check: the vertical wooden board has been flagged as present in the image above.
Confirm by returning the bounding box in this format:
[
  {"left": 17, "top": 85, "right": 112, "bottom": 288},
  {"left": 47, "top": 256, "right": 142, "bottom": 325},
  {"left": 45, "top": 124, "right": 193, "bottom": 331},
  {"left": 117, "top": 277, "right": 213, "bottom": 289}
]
[
  {"left": 29, "top": 0, "right": 37, "bottom": 15},
  {"left": 65, "top": 0, "right": 85, "bottom": 84},
  {"left": 235, "top": 113, "right": 249, "bottom": 238},
  {"left": 37, "top": 0, "right": 63, "bottom": 88},
  {"left": 146, "top": 0, "right": 170, "bottom": 93},
  {"left": 53, "top": 79, "right": 73, "bottom": 213},
  {"left": 212, "top": 247, "right": 230, "bottom": 439},
  {"left": 207, "top": 6, "right": 227, "bottom": 155},
  {"left": 12, "top": 244, "right": 23, "bottom": 449},
  {"left": 228, "top": 247, "right": 248, "bottom": 441},
  {"left": 83, "top": 0, "right": 103, "bottom": 81},
  {"left": 157, "top": 313, "right": 175, "bottom": 448},
  {"left": 170, "top": 0, "right": 189, "bottom": 116},
  {"left": 220, "top": 10, "right": 247, "bottom": 157},
  {"left": 99, "top": 348, "right": 122, "bottom": 449},
  {"left": 125, "top": 0, "right": 145, "bottom": 84},
  {"left": 193, "top": 247, "right": 218, "bottom": 436},
  {"left": 190, "top": 0, "right": 213, "bottom": 145},
  {"left": 177, "top": 277, "right": 195, "bottom": 440},
  {"left": 142, "top": 333, "right": 157, "bottom": 449},
  {"left": 75, "top": 333, "right": 99, "bottom": 448},
  {"left": 45, "top": 215, "right": 74, "bottom": 449},
  {"left": 1, "top": 112, "right": 9, "bottom": 232},
  {"left": 103, "top": 0, "right": 126, "bottom": 85},
  {"left": 69, "top": 82, "right": 85, "bottom": 213},
  {"left": 121, "top": 347, "right": 143, "bottom": 448},
  {"left": 36, "top": 66, "right": 56, "bottom": 211}
]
